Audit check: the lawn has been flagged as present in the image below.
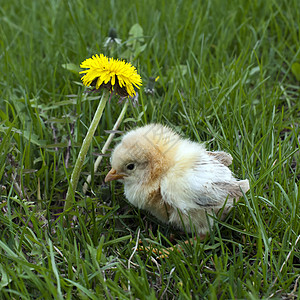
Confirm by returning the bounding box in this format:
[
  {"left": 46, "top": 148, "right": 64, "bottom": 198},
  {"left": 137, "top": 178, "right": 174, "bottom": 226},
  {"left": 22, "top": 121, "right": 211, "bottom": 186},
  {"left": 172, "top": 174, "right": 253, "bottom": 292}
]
[{"left": 0, "top": 0, "right": 299, "bottom": 299}]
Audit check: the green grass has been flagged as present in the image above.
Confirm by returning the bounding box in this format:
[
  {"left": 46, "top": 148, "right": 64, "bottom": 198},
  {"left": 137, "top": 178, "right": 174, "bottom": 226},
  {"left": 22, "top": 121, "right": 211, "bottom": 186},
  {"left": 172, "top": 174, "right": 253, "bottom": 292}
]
[{"left": 0, "top": 0, "right": 299, "bottom": 299}]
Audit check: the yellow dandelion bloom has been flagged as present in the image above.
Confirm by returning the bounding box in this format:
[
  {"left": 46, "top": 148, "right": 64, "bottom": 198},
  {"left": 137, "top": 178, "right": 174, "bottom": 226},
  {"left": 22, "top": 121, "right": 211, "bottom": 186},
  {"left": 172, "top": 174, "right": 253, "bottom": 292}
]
[{"left": 79, "top": 54, "right": 142, "bottom": 97}]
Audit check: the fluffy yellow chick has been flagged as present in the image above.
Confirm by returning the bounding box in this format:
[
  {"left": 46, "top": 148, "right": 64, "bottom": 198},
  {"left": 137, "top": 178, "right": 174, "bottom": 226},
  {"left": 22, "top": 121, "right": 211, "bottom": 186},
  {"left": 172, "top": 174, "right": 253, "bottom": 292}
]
[{"left": 105, "top": 124, "right": 249, "bottom": 235}]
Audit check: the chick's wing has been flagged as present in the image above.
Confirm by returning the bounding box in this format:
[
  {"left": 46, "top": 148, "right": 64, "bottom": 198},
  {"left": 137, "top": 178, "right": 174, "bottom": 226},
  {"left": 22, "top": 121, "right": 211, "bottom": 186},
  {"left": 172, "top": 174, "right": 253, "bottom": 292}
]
[{"left": 160, "top": 148, "right": 248, "bottom": 211}]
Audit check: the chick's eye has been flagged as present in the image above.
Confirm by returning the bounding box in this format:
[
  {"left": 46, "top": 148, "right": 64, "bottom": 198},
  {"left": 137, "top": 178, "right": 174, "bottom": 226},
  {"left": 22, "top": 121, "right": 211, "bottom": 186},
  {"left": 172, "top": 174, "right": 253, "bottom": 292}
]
[{"left": 126, "top": 163, "right": 135, "bottom": 170}]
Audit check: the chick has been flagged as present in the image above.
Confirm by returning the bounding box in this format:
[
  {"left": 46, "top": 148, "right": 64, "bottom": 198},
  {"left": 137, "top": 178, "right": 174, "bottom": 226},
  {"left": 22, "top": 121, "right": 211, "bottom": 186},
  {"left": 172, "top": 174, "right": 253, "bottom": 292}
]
[{"left": 105, "top": 124, "right": 249, "bottom": 235}]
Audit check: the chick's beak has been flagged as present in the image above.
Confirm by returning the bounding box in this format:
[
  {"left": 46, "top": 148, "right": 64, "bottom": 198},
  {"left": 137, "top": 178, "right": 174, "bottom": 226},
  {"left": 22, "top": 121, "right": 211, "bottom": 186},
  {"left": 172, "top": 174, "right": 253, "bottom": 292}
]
[{"left": 105, "top": 168, "right": 126, "bottom": 182}]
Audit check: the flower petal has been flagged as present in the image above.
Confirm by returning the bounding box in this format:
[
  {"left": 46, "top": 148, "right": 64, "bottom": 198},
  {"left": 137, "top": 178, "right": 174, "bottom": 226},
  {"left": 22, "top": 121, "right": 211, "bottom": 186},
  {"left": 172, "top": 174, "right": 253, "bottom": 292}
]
[{"left": 79, "top": 54, "right": 142, "bottom": 97}]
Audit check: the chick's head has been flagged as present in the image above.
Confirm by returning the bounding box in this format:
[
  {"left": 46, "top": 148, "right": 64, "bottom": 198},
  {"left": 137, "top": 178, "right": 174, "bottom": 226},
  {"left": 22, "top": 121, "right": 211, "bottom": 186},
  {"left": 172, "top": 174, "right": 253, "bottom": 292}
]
[{"left": 105, "top": 124, "right": 179, "bottom": 185}]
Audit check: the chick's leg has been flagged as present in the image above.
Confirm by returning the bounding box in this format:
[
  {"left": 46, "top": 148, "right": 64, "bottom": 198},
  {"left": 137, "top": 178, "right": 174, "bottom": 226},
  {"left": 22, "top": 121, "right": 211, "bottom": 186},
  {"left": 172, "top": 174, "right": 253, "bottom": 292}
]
[
  {"left": 157, "top": 234, "right": 207, "bottom": 258},
  {"left": 139, "top": 234, "right": 207, "bottom": 259}
]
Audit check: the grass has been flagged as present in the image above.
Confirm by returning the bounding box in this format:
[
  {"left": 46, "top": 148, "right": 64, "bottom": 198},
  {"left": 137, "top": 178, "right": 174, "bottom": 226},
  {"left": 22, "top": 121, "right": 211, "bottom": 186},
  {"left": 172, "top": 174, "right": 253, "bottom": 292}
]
[{"left": 0, "top": 0, "right": 299, "bottom": 298}]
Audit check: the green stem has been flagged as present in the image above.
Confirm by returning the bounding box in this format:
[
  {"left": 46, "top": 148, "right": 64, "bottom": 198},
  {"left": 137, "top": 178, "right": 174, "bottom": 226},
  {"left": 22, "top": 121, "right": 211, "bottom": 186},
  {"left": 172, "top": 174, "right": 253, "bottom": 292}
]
[
  {"left": 64, "top": 90, "right": 110, "bottom": 212},
  {"left": 82, "top": 100, "right": 129, "bottom": 194}
]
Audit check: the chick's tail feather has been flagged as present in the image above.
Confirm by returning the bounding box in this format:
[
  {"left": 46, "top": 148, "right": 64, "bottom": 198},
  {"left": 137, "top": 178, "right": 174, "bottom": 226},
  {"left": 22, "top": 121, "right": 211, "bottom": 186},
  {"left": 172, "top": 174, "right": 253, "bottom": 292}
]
[
  {"left": 214, "top": 179, "right": 250, "bottom": 200},
  {"left": 239, "top": 179, "right": 250, "bottom": 194}
]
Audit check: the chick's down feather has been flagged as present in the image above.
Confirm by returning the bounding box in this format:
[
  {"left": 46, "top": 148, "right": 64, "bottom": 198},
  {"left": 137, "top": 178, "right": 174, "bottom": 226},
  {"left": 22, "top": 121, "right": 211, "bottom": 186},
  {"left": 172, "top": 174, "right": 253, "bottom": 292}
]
[{"left": 105, "top": 124, "right": 249, "bottom": 235}]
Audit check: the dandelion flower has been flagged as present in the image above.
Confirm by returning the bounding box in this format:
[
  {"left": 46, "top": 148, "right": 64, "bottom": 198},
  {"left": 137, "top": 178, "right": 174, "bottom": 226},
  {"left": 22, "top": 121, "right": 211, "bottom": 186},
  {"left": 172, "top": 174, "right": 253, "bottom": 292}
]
[{"left": 80, "top": 54, "right": 142, "bottom": 97}]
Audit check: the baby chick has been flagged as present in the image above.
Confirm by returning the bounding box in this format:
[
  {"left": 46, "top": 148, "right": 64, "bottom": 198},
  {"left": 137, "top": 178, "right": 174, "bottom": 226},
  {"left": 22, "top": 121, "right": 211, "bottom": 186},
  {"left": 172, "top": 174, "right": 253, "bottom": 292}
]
[{"left": 105, "top": 124, "right": 249, "bottom": 235}]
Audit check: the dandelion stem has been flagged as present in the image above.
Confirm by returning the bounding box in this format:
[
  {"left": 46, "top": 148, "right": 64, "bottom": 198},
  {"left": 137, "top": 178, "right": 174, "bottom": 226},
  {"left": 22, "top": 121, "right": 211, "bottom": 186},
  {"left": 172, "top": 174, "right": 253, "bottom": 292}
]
[
  {"left": 82, "top": 100, "right": 129, "bottom": 194},
  {"left": 64, "top": 90, "right": 110, "bottom": 213}
]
